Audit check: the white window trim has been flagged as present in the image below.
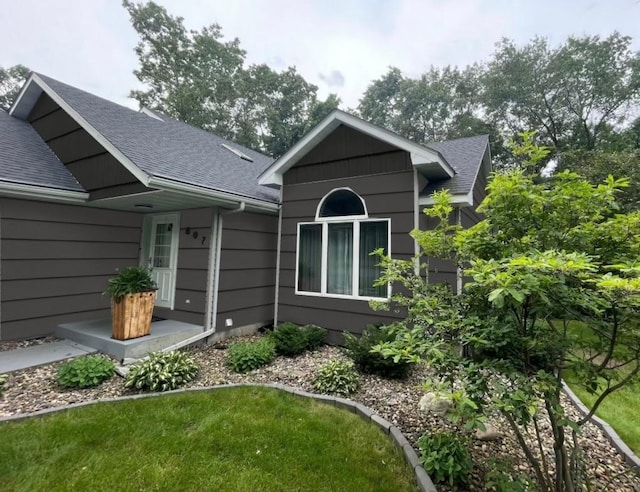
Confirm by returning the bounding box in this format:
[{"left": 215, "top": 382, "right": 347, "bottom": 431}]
[{"left": 295, "top": 217, "right": 391, "bottom": 301}]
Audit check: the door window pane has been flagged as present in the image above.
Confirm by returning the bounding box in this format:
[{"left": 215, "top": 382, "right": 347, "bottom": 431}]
[
  {"left": 153, "top": 223, "right": 172, "bottom": 268},
  {"left": 327, "top": 223, "right": 353, "bottom": 295},
  {"left": 298, "top": 224, "right": 322, "bottom": 292}
]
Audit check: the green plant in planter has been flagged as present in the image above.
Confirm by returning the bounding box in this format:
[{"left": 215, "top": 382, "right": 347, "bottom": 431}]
[{"left": 104, "top": 266, "right": 156, "bottom": 299}]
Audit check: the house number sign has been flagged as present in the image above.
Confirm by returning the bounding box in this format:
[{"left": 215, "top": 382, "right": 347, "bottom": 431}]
[{"left": 185, "top": 227, "right": 207, "bottom": 246}]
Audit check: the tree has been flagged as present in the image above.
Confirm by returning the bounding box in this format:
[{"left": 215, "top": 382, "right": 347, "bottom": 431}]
[
  {"left": 372, "top": 135, "right": 640, "bottom": 490},
  {"left": 483, "top": 33, "right": 640, "bottom": 153},
  {"left": 557, "top": 150, "right": 640, "bottom": 212},
  {"left": 123, "top": 1, "right": 339, "bottom": 157},
  {"left": 0, "top": 64, "right": 30, "bottom": 110},
  {"left": 357, "top": 66, "right": 507, "bottom": 162}
]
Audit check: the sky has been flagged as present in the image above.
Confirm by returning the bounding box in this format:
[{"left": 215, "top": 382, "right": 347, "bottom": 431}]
[{"left": 1, "top": 0, "right": 640, "bottom": 110}]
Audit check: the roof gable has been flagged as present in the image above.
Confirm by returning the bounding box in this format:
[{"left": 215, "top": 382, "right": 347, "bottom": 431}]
[
  {"left": 10, "top": 73, "right": 279, "bottom": 205},
  {"left": 258, "top": 110, "right": 455, "bottom": 188},
  {"left": 0, "top": 109, "right": 85, "bottom": 194}
]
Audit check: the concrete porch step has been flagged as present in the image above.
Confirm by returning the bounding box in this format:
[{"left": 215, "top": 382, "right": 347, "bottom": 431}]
[{"left": 55, "top": 318, "right": 203, "bottom": 361}]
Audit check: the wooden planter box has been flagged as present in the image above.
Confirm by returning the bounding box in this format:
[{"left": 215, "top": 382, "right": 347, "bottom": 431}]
[{"left": 111, "top": 290, "right": 157, "bottom": 341}]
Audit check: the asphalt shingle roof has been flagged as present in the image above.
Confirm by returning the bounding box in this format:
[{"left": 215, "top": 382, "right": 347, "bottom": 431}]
[
  {"left": 424, "top": 135, "right": 489, "bottom": 197},
  {"left": 36, "top": 74, "right": 279, "bottom": 203},
  {"left": 0, "top": 109, "right": 84, "bottom": 192}
]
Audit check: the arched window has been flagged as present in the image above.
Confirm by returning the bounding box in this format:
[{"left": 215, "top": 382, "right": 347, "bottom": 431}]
[
  {"left": 297, "top": 188, "right": 390, "bottom": 299},
  {"left": 317, "top": 188, "right": 367, "bottom": 219}
]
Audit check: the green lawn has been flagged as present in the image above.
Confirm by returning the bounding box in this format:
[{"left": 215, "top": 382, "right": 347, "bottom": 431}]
[
  {"left": 0, "top": 387, "right": 417, "bottom": 491},
  {"left": 564, "top": 320, "right": 640, "bottom": 455}
]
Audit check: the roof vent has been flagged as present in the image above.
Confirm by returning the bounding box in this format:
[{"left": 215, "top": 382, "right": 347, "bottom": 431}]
[
  {"left": 221, "top": 143, "right": 253, "bottom": 162},
  {"left": 140, "top": 107, "right": 164, "bottom": 122}
]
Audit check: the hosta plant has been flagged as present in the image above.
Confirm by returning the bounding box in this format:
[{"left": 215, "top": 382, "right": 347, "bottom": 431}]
[
  {"left": 312, "top": 359, "right": 360, "bottom": 397},
  {"left": 125, "top": 350, "right": 199, "bottom": 392},
  {"left": 56, "top": 355, "right": 115, "bottom": 389}
]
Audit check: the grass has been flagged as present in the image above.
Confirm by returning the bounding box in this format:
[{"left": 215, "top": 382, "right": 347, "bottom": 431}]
[
  {"left": 564, "top": 320, "right": 640, "bottom": 455},
  {"left": 0, "top": 387, "right": 417, "bottom": 491}
]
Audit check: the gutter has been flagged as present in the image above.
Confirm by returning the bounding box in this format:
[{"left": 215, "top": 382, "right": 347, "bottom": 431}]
[
  {"left": 148, "top": 176, "right": 278, "bottom": 213},
  {"left": 0, "top": 182, "right": 89, "bottom": 204},
  {"left": 161, "top": 202, "right": 247, "bottom": 353}
]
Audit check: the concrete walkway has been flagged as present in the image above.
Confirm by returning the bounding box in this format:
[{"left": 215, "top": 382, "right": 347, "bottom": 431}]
[{"left": 0, "top": 340, "right": 97, "bottom": 373}]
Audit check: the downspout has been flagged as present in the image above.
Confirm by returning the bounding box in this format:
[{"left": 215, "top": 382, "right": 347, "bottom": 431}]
[
  {"left": 273, "top": 204, "right": 283, "bottom": 326},
  {"left": 161, "top": 202, "right": 246, "bottom": 353},
  {"left": 456, "top": 207, "right": 463, "bottom": 295}
]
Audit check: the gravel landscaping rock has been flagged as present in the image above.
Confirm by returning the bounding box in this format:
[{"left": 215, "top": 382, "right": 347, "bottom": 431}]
[{"left": 1, "top": 334, "right": 639, "bottom": 491}]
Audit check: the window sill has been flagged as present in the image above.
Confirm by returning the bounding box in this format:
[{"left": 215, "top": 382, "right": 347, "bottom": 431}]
[{"left": 294, "top": 290, "right": 388, "bottom": 302}]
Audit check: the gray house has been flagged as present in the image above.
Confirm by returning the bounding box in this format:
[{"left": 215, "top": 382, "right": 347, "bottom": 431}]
[{"left": 0, "top": 73, "right": 490, "bottom": 344}]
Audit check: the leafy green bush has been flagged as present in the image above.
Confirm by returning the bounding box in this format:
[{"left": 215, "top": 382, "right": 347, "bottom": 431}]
[
  {"left": 0, "top": 374, "right": 8, "bottom": 395},
  {"left": 418, "top": 431, "right": 473, "bottom": 486},
  {"left": 105, "top": 266, "right": 156, "bottom": 299},
  {"left": 343, "top": 325, "right": 412, "bottom": 379},
  {"left": 125, "top": 351, "right": 198, "bottom": 392},
  {"left": 227, "top": 338, "right": 276, "bottom": 373},
  {"left": 56, "top": 355, "right": 115, "bottom": 389},
  {"left": 270, "top": 323, "right": 327, "bottom": 356},
  {"left": 312, "top": 360, "right": 360, "bottom": 397}
]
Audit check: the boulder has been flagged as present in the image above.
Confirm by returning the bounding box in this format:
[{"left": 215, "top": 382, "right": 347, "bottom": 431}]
[
  {"left": 418, "top": 392, "right": 453, "bottom": 416},
  {"left": 474, "top": 422, "right": 502, "bottom": 441}
]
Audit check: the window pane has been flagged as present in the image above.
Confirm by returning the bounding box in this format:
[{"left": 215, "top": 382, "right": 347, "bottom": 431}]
[
  {"left": 359, "top": 221, "right": 388, "bottom": 297},
  {"left": 319, "top": 189, "right": 365, "bottom": 217},
  {"left": 298, "top": 224, "right": 322, "bottom": 292},
  {"left": 327, "top": 223, "right": 353, "bottom": 295}
]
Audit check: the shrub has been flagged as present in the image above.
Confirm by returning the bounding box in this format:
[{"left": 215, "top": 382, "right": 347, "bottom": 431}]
[
  {"left": 227, "top": 338, "right": 276, "bottom": 373},
  {"left": 0, "top": 374, "right": 8, "bottom": 395},
  {"left": 418, "top": 431, "right": 473, "bottom": 486},
  {"left": 270, "top": 323, "right": 327, "bottom": 356},
  {"left": 270, "top": 322, "right": 307, "bottom": 355},
  {"left": 312, "top": 360, "right": 360, "bottom": 397},
  {"left": 125, "top": 350, "right": 198, "bottom": 392},
  {"left": 343, "top": 325, "right": 412, "bottom": 379},
  {"left": 302, "top": 324, "right": 327, "bottom": 350},
  {"left": 56, "top": 355, "right": 115, "bottom": 389}
]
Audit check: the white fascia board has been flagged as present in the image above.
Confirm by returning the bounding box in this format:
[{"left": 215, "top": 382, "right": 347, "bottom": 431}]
[
  {"left": 419, "top": 191, "right": 473, "bottom": 208},
  {"left": 258, "top": 109, "right": 455, "bottom": 186},
  {"left": 11, "top": 75, "right": 151, "bottom": 187},
  {"left": 0, "top": 181, "right": 89, "bottom": 203},
  {"left": 258, "top": 115, "right": 342, "bottom": 186},
  {"left": 148, "top": 176, "right": 279, "bottom": 213},
  {"left": 8, "top": 73, "right": 40, "bottom": 118}
]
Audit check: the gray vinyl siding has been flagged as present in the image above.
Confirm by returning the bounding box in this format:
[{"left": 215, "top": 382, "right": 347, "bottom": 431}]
[
  {"left": 278, "top": 134, "right": 416, "bottom": 342},
  {"left": 27, "top": 92, "right": 153, "bottom": 200},
  {"left": 216, "top": 212, "right": 278, "bottom": 331},
  {"left": 0, "top": 198, "right": 142, "bottom": 340},
  {"left": 153, "top": 208, "right": 213, "bottom": 327}
]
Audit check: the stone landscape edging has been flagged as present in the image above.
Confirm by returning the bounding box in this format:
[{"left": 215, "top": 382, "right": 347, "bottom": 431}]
[
  {"left": 0, "top": 383, "right": 437, "bottom": 492},
  {"left": 561, "top": 382, "right": 640, "bottom": 473}
]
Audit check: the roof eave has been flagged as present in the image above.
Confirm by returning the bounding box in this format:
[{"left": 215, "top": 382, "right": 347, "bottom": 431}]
[
  {"left": 148, "top": 176, "right": 279, "bottom": 213},
  {"left": 419, "top": 191, "right": 473, "bottom": 208}
]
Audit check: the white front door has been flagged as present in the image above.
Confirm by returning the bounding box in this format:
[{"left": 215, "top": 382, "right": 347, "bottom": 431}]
[{"left": 148, "top": 213, "right": 180, "bottom": 309}]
